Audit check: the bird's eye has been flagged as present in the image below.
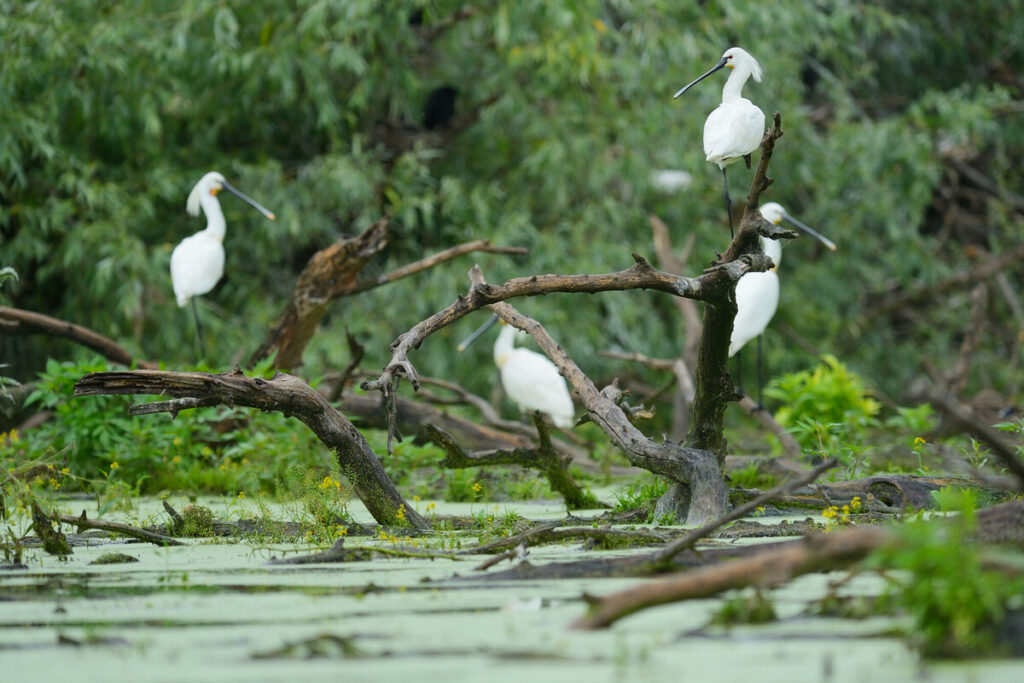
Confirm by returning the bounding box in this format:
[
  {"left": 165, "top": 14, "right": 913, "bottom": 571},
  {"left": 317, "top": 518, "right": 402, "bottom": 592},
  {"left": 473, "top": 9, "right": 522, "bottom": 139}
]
[{"left": 726, "top": 55, "right": 732, "bottom": 61}]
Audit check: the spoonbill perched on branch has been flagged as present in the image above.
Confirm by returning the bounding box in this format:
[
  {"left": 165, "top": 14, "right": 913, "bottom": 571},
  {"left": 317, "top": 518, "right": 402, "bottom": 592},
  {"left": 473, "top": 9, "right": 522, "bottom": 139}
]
[
  {"left": 170, "top": 172, "right": 276, "bottom": 350},
  {"left": 674, "top": 47, "right": 765, "bottom": 237},
  {"left": 730, "top": 202, "right": 836, "bottom": 403},
  {"left": 459, "top": 314, "right": 575, "bottom": 428}
]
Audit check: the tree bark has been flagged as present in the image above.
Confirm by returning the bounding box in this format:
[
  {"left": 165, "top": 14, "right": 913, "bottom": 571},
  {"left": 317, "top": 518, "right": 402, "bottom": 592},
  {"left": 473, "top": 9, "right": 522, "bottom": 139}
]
[
  {"left": 250, "top": 218, "right": 389, "bottom": 370},
  {"left": 250, "top": 216, "right": 527, "bottom": 370}
]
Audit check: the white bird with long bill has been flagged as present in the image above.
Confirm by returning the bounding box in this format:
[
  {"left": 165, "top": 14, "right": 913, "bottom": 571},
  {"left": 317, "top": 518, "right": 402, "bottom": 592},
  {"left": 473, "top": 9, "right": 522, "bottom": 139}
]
[
  {"left": 170, "top": 171, "right": 276, "bottom": 350},
  {"left": 458, "top": 314, "right": 575, "bottom": 429},
  {"left": 730, "top": 202, "right": 836, "bottom": 404},
  {"left": 674, "top": 47, "right": 765, "bottom": 237}
]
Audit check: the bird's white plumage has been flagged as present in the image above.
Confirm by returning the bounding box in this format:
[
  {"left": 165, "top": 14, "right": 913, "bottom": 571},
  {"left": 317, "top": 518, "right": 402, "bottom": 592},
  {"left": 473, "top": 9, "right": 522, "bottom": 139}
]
[
  {"left": 493, "top": 325, "right": 575, "bottom": 428},
  {"left": 171, "top": 172, "right": 230, "bottom": 308},
  {"left": 703, "top": 47, "right": 765, "bottom": 167},
  {"left": 704, "top": 100, "right": 765, "bottom": 167},
  {"left": 729, "top": 262, "right": 779, "bottom": 357},
  {"left": 171, "top": 233, "right": 225, "bottom": 307}
]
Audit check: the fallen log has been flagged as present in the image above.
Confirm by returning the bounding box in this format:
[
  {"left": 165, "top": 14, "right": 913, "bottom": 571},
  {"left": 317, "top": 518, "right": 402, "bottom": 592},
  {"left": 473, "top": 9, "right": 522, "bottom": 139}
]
[{"left": 572, "top": 500, "right": 1024, "bottom": 629}]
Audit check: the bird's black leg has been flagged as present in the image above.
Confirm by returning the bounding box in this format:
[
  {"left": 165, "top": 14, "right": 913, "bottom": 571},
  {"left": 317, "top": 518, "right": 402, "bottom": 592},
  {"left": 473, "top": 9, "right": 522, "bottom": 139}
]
[
  {"left": 734, "top": 348, "right": 745, "bottom": 398},
  {"left": 755, "top": 334, "right": 765, "bottom": 410},
  {"left": 191, "top": 298, "right": 205, "bottom": 355},
  {"left": 722, "top": 166, "right": 734, "bottom": 238}
]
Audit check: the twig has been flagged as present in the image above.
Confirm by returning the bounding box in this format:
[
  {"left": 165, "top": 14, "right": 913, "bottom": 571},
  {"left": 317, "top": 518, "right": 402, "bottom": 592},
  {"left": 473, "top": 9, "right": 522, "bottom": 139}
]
[
  {"left": 325, "top": 330, "right": 365, "bottom": 402},
  {"left": 59, "top": 510, "right": 184, "bottom": 547},
  {"left": 347, "top": 241, "right": 527, "bottom": 296},
  {"left": 573, "top": 500, "right": 1024, "bottom": 629}
]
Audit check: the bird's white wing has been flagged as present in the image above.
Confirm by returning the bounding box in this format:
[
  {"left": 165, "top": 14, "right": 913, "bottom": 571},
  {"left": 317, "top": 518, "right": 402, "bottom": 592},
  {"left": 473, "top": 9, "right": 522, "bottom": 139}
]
[
  {"left": 729, "top": 271, "right": 779, "bottom": 356},
  {"left": 500, "top": 349, "right": 575, "bottom": 428},
  {"left": 704, "top": 100, "right": 766, "bottom": 165},
  {"left": 170, "top": 233, "right": 225, "bottom": 307}
]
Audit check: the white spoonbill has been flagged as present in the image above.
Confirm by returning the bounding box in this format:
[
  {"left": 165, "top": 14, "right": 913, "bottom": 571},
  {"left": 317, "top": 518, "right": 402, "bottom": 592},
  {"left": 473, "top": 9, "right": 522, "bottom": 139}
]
[
  {"left": 170, "top": 172, "right": 275, "bottom": 348},
  {"left": 458, "top": 314, "right": 575, "bottom": 428},
  {"left": 674, "top": 47, "right": 765, "bottom": 237},
  {"left": 730, "top": 202, "right": 836, "bottom": 402}
]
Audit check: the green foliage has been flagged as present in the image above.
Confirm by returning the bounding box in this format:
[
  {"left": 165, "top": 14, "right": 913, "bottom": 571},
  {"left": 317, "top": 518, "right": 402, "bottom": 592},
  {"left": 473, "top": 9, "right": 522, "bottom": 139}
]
[
  {"left": 180, "top": 503, "right": 215, "bottom": 537},
  {"left": 5, "top": 356, "right": 329, "bottom": 496},
  {"left": 613, "top": 475, "right": 667, "bottom": 513},
  {"left": 2, "top": 0, "right": 1020, "bottom": 409},
  {"left": 711, "top": 590, "right": 778, "bottom": 627},
  {"left": 729, "top": 463, "right": 776, "bottom": 490},
  {"left": 768, "top": 356, "right": 881, "bottom": 432},
  {"left": 869, "top": 497, "right": 1024, "bottom": 658},
  {"left": 766, "top": 356, "right": 881, "bottom": 458}
]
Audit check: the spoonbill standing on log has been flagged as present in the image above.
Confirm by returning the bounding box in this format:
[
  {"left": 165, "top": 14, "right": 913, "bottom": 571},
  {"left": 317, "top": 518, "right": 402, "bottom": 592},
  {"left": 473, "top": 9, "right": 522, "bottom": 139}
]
[
  {"left": 730, "top": 202, "right": 836, "bottom": 404},
  {"left": 674, "top": 47, "right": 765, "bottom": 237},
  {"left": 170, "top": 172, "right": 276, "bottom": 349},
  {"left": 458, "top": 314, "right": 575, "bottom": 428}
]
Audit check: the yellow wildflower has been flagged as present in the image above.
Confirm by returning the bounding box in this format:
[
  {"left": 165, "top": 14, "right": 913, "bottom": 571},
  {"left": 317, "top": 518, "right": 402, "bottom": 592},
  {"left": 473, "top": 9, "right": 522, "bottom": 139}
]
[
  {"left": 110, "top": 461, "right": 120, "bottom": 470},
  {"left": 913, "top": 436, "right": 926, "bottom": 447}
]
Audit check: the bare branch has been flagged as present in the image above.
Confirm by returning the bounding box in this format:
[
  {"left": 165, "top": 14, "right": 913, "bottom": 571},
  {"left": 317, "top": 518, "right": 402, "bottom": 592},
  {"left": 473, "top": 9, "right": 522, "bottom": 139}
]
[
  {"left": 60, "top": 510, "right": 184, "bottom": 547},
  {"left": 347, "top": 240, "right": 527, "bottom": 296},
  {"left": 0, "top": 306, "right": 157, "bottom": 369}
]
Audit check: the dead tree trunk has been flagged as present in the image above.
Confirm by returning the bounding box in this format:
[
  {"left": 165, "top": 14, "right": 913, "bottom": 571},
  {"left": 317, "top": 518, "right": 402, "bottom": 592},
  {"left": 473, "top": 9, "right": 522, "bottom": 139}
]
[
  {"left": 250, "top": 217, "right": 527, "bottom": 370},
  {"left": 73, "top": 369, "right": 428, "bottom": 529},
  {"left": 250, "top": 219, "right": 390, "bottom": 370}
]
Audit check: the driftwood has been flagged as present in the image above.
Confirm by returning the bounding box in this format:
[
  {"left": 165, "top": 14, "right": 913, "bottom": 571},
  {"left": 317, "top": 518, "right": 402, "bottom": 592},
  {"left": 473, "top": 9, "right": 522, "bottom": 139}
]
[
  {"left": 59, "top": 510, "right": 184, "bottom": 547},
  {"left": 463, "top": 524, "right": 670, "bottom": 557},
  {"left": 268, "top": 538, "right": 460, "bottom": 565},
  {"left": 73, "top": 369, "right": 428, "bottom": 529},
  {"left": 250, "top": 216, "right": 527, "bottom": 370},
  {"left": 572, "top": 500, "right": 1024, "bottom": 629},
  {"left": 30, "top": 502, "right": 72, "bottom": 557},
  {"left": 0, "top": 306, "right": 157, "bottom": 370}
]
